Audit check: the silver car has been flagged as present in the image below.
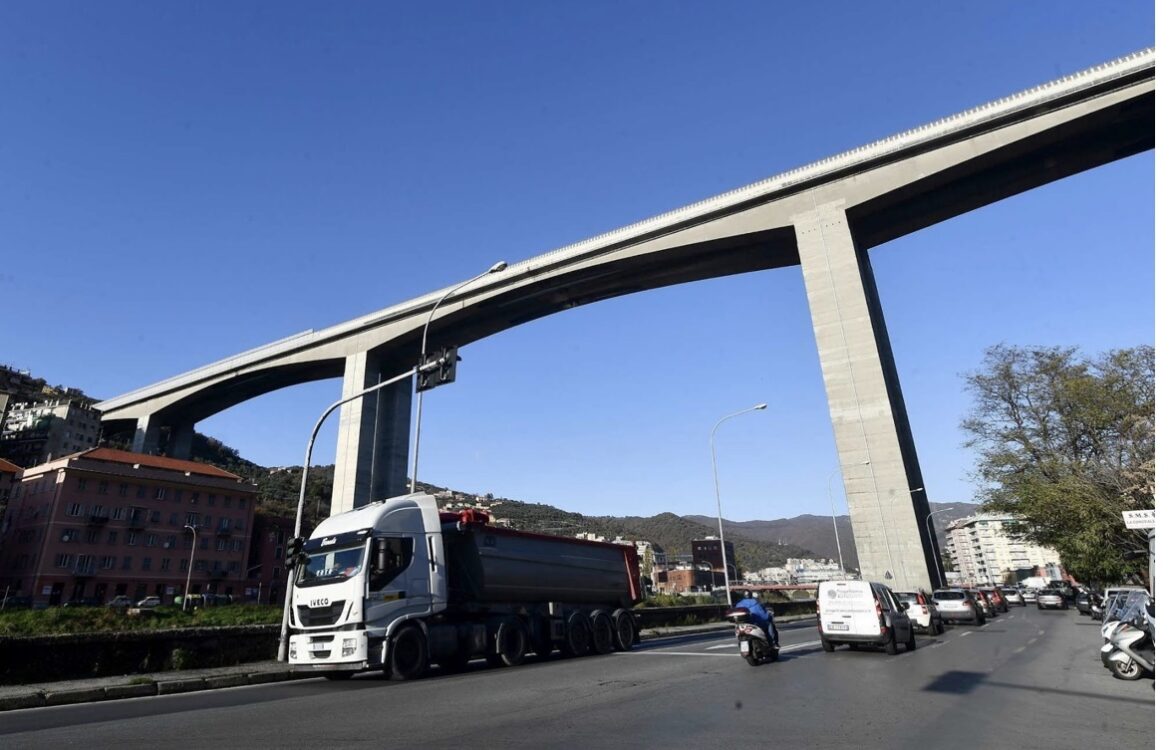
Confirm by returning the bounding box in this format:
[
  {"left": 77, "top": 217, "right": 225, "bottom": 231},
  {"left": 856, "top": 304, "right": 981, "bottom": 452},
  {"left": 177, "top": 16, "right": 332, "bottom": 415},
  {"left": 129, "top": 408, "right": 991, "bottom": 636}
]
[
  {"left": 1000, "top": 587, "right": 1026, "bottom": 606},
  {"left": 1036, "top": 589, "right": 1068, "bottom": 610},
  {"left": 932, "top": 589, "right": 985, "bottom": 625}
]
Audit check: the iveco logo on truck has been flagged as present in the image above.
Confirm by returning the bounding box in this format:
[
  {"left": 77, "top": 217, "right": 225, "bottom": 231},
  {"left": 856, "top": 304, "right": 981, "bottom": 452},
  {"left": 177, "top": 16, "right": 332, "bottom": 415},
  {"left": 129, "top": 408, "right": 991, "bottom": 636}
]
[{"left": 310, "top": 598, "right": 329, "bottom": 608}]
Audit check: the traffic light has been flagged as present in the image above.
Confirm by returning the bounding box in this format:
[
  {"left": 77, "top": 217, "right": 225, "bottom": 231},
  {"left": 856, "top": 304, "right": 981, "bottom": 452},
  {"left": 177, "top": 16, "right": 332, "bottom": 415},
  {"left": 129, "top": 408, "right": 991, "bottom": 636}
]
[
  {"left": 284, "top": 537, "right": 305, "bottom": 568},
  {"left": 417, "top": 346, "right": 460, "bottom": 392}
]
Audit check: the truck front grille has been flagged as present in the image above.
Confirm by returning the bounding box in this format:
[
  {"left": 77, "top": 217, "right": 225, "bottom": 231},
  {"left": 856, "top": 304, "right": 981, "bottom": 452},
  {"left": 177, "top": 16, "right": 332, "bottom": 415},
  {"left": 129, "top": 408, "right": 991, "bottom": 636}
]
[{"left": 297, "top": 602, "right": 345, "bottom": 626}]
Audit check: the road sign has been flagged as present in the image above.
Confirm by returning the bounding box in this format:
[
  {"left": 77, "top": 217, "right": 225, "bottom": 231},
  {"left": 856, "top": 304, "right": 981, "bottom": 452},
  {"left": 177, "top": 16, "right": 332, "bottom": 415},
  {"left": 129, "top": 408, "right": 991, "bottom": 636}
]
[{"left": 1123, "top": 509, "right": 1155, "bottom": 530}]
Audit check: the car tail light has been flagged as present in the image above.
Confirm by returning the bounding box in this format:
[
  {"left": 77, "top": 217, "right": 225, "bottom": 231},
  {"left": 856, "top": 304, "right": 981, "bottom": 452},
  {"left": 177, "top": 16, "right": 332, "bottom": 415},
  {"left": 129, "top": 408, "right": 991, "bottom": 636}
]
[
  {"left": 917, "top": 593, "right": 927, "bottom": 605},
  {"left": 962, "top": 601, "right": 972, "bottom": 608},
  {"left": 876, "top": 599, "right": 887, "bottom": 631}
]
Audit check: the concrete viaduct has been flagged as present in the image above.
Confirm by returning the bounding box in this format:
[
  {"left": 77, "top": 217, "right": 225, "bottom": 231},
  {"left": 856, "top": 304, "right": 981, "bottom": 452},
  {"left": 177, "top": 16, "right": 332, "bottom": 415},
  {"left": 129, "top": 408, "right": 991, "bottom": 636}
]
[{"left": 97, "top": 50, "right": 1154, "bottom": 592}]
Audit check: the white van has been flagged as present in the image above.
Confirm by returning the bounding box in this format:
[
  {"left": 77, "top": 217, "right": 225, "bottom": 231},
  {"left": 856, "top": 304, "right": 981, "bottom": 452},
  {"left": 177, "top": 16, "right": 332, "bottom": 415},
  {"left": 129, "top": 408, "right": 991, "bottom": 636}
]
[{"left": 817, "top": 580, "right": 916, "bottom": 654}]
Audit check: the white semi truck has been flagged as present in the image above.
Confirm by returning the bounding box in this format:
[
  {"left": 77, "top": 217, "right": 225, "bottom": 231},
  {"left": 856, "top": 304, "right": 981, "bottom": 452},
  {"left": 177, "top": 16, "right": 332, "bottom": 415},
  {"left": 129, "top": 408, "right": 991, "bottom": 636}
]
[{"left": 284, "top": 492, "right": 643, "bottom": 680}]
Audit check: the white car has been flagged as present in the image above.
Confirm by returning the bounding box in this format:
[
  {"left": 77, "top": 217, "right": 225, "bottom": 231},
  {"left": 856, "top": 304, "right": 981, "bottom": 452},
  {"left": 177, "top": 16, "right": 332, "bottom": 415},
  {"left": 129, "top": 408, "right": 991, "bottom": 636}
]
[{"left": 895, "top": 590, "right": 945, "bottom": 635}]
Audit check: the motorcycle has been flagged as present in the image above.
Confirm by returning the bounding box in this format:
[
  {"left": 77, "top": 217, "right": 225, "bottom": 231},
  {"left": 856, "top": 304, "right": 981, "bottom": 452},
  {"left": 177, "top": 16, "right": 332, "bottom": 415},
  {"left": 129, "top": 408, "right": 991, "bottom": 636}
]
[
  {"left": 727, "top": 606, "right": 779, "bottom": 666},
  {"left": 1103, "top": 595, "right": 1155, "bottom": 680}
]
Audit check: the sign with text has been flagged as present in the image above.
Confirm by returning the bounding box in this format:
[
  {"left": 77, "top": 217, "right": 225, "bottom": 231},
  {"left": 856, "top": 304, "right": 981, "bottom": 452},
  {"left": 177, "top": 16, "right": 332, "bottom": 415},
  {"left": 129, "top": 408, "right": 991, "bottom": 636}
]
[{"left": 1123, "top": 509, "right": 1155, "bottom": 530}]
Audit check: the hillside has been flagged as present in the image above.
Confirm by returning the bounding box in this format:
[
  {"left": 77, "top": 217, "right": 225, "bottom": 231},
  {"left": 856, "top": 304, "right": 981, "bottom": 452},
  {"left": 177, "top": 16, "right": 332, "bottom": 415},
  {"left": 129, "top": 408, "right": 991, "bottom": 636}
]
[{"left": 685, "top": 502, "right": 982, "bottom": 569}]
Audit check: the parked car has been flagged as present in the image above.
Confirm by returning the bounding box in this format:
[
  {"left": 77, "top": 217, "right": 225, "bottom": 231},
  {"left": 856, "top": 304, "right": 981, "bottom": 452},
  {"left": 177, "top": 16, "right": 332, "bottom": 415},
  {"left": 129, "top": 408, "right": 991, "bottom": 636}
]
[
  {"left": 932, "top": 589, "right": 985, "bottom": 625},
  {"left": 1000, "top": 587, "right": 1026, "bottom": 606},
  {"left": 979, "top": 587, "right": 1009, "bottom": 613},
  {"left": 817, "top": 580, "right": 916, "bottom": 654},
  {"left": 106, "top": 595, "right": 133, "bottom": 608},
  {"left": 136, "top": 596, "right": 162, "bottom": 609},
  {"left": 968, "top": 589, "right": 997, "bottom": 618},
  {"left": 1076, "top": 590, "right": 1102, "bottom": 616},
  {"left": 895, "top": 590, "right": 945, "bottom": 635},
  {"left": 1021, "top": 588, "right": 1039, "bottom": 604},
  {"left": 1036, "top": 589, "right": 1068, "bottom": 610}
]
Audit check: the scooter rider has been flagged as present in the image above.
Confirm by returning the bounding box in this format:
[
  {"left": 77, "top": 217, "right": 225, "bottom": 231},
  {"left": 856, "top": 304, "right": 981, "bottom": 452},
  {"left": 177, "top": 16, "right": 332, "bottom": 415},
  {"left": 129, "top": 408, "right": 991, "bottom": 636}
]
[{"left": 734, "top": 593, "right": 779, "bottom": 650}]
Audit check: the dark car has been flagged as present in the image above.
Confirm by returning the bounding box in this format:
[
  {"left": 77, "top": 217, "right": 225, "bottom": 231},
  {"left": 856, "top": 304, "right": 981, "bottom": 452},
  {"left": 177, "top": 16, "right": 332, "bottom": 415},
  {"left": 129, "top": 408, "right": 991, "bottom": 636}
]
[
  {"left": 1075, "top": 590, "right": 1101, "bottom": 616},
  {"left": 968, "top": 589, "right": 998, "bottom": 618}
]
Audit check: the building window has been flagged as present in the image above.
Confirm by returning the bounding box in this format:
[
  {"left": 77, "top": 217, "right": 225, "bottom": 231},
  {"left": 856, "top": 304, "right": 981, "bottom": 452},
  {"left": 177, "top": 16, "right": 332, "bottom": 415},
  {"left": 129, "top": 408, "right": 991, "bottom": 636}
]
[
  {"left": 174, "top": 490, "right": 184, "bottom": 503},
  {"left": 118, "top": 483, "right": 128, "bottom": 497},
  {"left": 54, "top": 553, "right": 75, "bottom": 568},
  {"left": 66, "top": 503, "right": 84, "bottom": 517},
  {"left": 216, "top": 538, "right": 226, "bottom": 551},
  {"left": 164, "top": 535, "right": 176, "bottom": 549},
  {"left": 146, "top": 534, "right": 158, "bottom": 547},
  {"left": 127, "top": 531, "right": 139, "bottom": 546},
  {"left": 92, "top": 504, "right": 106, "bottom": 518},
  {"left": 86, "top": 529, "right": 100, "bottom": 544},
  {"left": 194, "top": 559, "right": 207, "bottom": 572},
  {"left": 238, "top": 498, "right": 246, "bottom": 510},
  {"left": 97, "top": 480, "right": 108, "bottom": 495},
  {"left": 155, "top": 487, "right": 166, "bottom": 501},
  {"left": 150, "top": 511, "right": 161, "bottom": 523},
  {"left": 142, "top": 557, "right": 152, "bottom": 571},
  {"left": 207, "top": 494, "right": 216, "bottom": 507},
  {"left": 169, "top": 513, "right": 179, "bottom": 526},
  {"left": 77, "top": 478, "right": 87, "bottom": 491},
  {"left": 101, "top": 555, "right": 116, "bottom": 570},
  {"left": 200, "top": 537, "right": 209, "bottom": 550},
  {"left": 185, "top": 512, "right": 199, "bottom": 527},
  {"left": 61, "top": 529, "right": 79, "bottom": 542},
  {"left": 122, "top": 556, "right": 132, "bottom": 570},
  {"left": 107, "top": 531, "right": 118, "bottom": 545},
  {"left": 113, "top": 507, "right": 126, "bottom": 521},
  {"left": 161, "top": 558, "right": 171, "bottom": 571},
  {"left": 190, "top": 492, "right": 200, "bottom": 505},
  {"left": 136, "top": 484, "right": 146, "bottom": 499},
  {"left": 180, "top": 558, "right": 189, "bottom": 572},
  {"left": 203, "top": 514, "right": 212, "bottom": 528}
]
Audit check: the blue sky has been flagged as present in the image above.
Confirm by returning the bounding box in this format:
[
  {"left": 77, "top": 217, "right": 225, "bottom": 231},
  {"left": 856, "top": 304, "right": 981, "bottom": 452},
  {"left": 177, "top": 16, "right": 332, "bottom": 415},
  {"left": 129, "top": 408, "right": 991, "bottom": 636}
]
[{"left": 0, "top": 2, "right": 1154, "bottom": 522}]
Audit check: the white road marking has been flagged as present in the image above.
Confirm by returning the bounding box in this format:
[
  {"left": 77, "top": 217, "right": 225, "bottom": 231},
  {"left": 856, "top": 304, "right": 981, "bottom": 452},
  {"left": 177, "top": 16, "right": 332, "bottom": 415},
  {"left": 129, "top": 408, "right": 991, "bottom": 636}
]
[
  {"left": 706, "top": 643, "right": 740, "bottom": 650},
  {"left": 1028, "top": 637, "right": 1038, "bottom": 645},
  {"left": 627, "top": 640, "right": 822, "bottom": 658},
  {"left": 960, "top": 631, "right": 972, "bottom": 637},
  {"left": 624, "top": 651, "right": 739, "bottom": 657},
  {"left": 1014, "top": 646, "right": 1027, "bottom": 654},
  {"left": 1038, "top": 629, "right": 1046, "bottom": 636},
  {"left": 780, "top": 640, "right": 820, "bottom": 652}
]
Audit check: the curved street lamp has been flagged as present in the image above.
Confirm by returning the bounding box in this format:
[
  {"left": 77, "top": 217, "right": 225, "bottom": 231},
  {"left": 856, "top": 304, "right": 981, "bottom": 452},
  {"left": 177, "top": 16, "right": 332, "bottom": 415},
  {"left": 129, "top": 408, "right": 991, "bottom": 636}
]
[
  {"left": 826, "top": 460, "right": 870, "bottom": 572},
  {"left": 182, "top": 524, "right": 198, "bottom": 612},
  {"left": 925, "top": 506, "right": 954, "bottom": 589},
  {"left": 710, "top": 403, "right": 767, "bottom": 607},
  {"left": 410, "top": 260, "right": 508, "bottom": 493}
]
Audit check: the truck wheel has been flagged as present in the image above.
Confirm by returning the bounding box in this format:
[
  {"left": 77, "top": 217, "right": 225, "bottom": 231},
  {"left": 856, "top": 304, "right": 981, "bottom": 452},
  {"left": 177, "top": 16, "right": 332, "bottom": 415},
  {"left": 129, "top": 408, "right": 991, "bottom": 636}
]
[
  {"left": 612, "top": 609, "right": 637, "bottom": 651},
  {"left": 563, "top": 611, "right": 590, "bottom": 657},
  {"left": 589, "top": 610, "right": 614, "bottom": 654},
  {"left": 495, "top": 620, "right": 528, "bottom": 667},
  {"left": 387, "top": 625, "right": 429, "bottom": 680}
]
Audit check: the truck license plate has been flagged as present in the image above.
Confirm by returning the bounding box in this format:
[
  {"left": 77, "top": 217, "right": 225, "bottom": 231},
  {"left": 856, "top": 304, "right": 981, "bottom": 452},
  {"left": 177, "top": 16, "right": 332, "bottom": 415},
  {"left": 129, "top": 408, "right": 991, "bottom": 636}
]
[
  {"left": 739, "top": 641, "right": 750, "bottom": 654},
  {"left": 827, "top": 622, "right": 848, "bottom": 631}
]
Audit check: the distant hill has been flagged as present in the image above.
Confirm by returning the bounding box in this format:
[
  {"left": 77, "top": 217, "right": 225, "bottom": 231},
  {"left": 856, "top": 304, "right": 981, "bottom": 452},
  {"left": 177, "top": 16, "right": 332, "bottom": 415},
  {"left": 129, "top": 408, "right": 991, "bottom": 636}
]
[{"left": 685, "top": 502, "right": 981, "bottom": 570}]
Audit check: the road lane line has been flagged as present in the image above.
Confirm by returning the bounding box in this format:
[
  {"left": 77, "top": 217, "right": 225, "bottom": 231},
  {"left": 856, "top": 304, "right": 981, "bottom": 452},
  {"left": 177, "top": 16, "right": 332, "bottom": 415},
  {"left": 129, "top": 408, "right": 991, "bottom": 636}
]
[
  {"left": 1027, "top": 637, "right": 1038, "bottom": 645},
  {"left": 1038, "top": 629, "right": 1046, "bottom": 636},
  {"left": 780, "top": 640, "right": 820, "bottom": 652},
  {"left": 706, "top": 643, "right": 739, "bottom": 650},
  {"left": 1014, "top": 646, "right": 1027, "bottom": 653},
  {"left": 960, "top": 631, "right": 972, "bottom": 637},
  {"left": 623, "top": 651, "right": 740, "bottom": 657}
]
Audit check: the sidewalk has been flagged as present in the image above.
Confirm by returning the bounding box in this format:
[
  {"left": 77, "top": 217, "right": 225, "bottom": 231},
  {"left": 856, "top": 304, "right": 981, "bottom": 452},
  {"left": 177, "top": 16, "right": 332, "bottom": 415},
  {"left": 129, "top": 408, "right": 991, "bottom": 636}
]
[{"left": 0, "top": 615, "right": 815, "bottom": 712}]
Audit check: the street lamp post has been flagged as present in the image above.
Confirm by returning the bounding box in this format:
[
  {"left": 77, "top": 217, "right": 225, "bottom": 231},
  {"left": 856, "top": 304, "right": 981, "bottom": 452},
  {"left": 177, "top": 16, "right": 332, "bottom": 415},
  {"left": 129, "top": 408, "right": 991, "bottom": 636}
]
[
  {"left": 182, "top": 525, "right": 198, "bottom": 612},
  {"left": 710, "top": 403, "right": 767, "bottom": 607},
  {"left": 826, "top": 460, "right": 870, "bottom": 572},
  {"left": 278, "top": 366, "right": 420, "bottom": 663},
  {"left": 410, "top": 260, "right": 507, "bottom": 493},
  {"left": 925, "top": 507, "right": 954, "bottom": 589}
]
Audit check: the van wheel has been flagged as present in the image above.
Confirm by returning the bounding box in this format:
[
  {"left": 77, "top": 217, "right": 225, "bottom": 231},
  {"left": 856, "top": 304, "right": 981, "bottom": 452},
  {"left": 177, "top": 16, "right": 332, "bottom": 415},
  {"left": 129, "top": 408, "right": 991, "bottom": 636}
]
[
  {"left": 820, "top": 638, "right": 835, "bottom": 653},
  {"left": 612, "top": 609, "right": 637, "bottom": 651},
  {"left": 563, "top": 611, "right": 590, "bottom": 657},
  {"left": 885, "top": 634, "right": 898, "bottom": 655},
  {"left": 906, "top": 631, "right": 917, "bottom": 651},
  {"left": 387, "top": 625, "right": 428, "bottom": 680},
  {"left": 589, "top": 610, "right": 614, "bottom": 654}
]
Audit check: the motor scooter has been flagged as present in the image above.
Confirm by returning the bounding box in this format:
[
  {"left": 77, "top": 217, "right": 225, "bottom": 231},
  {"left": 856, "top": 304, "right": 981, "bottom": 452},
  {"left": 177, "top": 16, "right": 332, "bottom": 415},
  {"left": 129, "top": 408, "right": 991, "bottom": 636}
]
[
  {"left": 1104, "top": 598, "right": 1155, "bottom": 680},
  {"left": 726, "top": 606, "right": 779, "bottom": 666}
]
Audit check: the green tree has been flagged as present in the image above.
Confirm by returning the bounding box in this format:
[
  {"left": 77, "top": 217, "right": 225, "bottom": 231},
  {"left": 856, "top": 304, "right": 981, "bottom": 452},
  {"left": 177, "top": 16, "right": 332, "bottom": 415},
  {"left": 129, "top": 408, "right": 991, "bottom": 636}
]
[{"left": 962, "top": 344, "right": 1153, "bottom": 585}]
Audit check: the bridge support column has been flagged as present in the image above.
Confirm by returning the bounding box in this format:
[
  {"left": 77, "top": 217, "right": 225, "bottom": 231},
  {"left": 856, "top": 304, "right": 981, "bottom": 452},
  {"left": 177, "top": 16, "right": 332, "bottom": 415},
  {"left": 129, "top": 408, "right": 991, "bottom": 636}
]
[
  {"left": 794, "top": 199, "right": 940, "bottom": 591},
  {"left": 132, "top": 415, "right": 162, "bottom": 455},
  {"left": 330, "top": 351, "right": 412, "bottom": 516},
  {"left": 169, "top": 423, "right": 195, "bottom": 460}
]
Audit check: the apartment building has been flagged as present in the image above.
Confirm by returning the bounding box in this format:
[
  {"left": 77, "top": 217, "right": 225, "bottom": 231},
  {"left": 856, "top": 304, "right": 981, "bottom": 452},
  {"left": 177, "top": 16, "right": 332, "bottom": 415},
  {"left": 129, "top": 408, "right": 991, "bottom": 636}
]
[
  {"left": 0, "top": 399, "right": 102, "bottom": 468},
  {"left": 0, "top": 448, "right": 258, "bottom": 606},
  {"left": 692, "top": 537, "right": 737, "bottom": 586},
  {"left": 944, "top": 513, "right": 1062, "bottom": 586}
]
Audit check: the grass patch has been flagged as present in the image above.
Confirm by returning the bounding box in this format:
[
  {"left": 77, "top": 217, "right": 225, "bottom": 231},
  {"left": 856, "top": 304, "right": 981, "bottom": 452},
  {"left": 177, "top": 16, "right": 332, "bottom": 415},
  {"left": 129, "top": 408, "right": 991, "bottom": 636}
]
[{"left": 0, "top": 605, "right": 282, "bottom": 638}]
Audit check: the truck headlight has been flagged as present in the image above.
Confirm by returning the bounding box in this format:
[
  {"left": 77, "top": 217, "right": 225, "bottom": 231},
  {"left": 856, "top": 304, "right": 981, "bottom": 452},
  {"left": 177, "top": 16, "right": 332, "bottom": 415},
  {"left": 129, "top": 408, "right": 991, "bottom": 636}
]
[
  {"left": 342, "top": 638, "right": 357, "bottom": 657},
  {"left": 289, "top": 642, "right": 298, "bottom": 660}
]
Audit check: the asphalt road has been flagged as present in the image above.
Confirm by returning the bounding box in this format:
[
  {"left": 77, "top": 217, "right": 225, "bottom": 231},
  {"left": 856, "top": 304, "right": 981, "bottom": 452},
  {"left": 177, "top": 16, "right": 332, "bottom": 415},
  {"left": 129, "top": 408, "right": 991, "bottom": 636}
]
[{"left": 1, "top": 608, "right": 1153, "bottom": 749}]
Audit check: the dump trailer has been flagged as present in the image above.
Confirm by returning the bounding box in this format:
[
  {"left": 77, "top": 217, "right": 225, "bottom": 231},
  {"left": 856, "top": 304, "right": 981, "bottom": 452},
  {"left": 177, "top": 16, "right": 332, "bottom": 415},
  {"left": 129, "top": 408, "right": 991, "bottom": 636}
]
[{"left": 285, "top": 492, "right": 642, "bottom": 680}]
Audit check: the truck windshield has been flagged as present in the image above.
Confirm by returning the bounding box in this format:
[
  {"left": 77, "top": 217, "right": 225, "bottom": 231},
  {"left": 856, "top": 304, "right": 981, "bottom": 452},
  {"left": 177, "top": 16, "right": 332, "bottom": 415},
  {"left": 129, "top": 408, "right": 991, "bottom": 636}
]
[{"left": 297, "top": 544, "right": 366, "bottom": 587}]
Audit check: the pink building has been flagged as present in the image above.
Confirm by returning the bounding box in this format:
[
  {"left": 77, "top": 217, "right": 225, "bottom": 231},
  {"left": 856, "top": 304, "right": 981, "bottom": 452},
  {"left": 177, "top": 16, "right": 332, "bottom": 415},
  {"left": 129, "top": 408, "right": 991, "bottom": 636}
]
[{"left": 0, "top": 448, "right": 257, "bottom": 606}]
